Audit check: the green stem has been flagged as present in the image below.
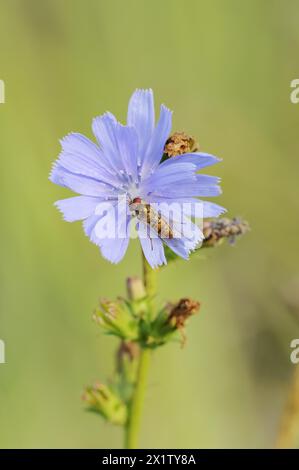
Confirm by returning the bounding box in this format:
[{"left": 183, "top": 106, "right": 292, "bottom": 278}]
[
  {"left": 125, "top": 348, "right": 151, "bottom": 449},
  {"left": 124, "top": 254, "right": 157, "bottom": 449},
  {"left": 143, "top": 255, "right": 157, "bottom": 319}
]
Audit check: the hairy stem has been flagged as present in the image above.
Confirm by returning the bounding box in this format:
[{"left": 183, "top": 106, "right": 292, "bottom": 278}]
[{"left": 125, "top": 254, "right": 156, "bottom": 449}]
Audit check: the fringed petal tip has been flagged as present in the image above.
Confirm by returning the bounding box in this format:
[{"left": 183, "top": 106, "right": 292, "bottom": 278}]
[
  {"left": 161, "top": 103, "right": 173, "bottom": 114},
  {"left": 192, "top": 152, "right": 222, "bottom": 162},
  {"left": 49, "top": 161, "right": 64, "bottom": 185},
  {"left": 99, "top": 249, "right": 125, "bottom": 265},
  {"left": 132, "top": 88, "right": 154, "bottom": 97}
]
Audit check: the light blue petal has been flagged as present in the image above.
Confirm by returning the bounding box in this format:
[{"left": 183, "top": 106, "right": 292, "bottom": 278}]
[
  {"left": 148, "top": 174, "right": 221, "bottom": 198},
  {"left": 83, "top": 201, "right": 130, "bottom": 264},
  {"left": 140, "top": 162, "right": 196, "bottom": 193},
  {"left": 49, "top": 163, "right": 67, "bottom": 186},
  {"left": 92, "top": 112, "right": 125, "bottom": 174},
  {"left": 92, "top": 113, "right": 139, "bottom": 184},
  {"left": 99, "top": 202, "right": 130, "bottom": 263},
  {"left": 83, "top": 200, "right": 119, "bottom": 242},
  {"left": 51, "top": 166, "right": 120, "bottom": 197},
  {"left": 163, "top": 228, "right": 201, "bottom": 259},
  {"left": 137, "top": 223, "right": 166, "bottom": 268},
  {"left": 100, "top": 217, "right": 130, "bottom": 263},
  {"left": 113, "top": 124, "right": 139, "bottom": 182},
  {"left": 59, "top": 132, "right": 102, "bottom": 164},
  {"left": 163, "top": 238, "right": 189, "bottom": 259},
  {"left": 145, "top": 195, "right": 201, "bottom": 204},
  {"left": 159, "top": 152, "right": 221, "bottom": 170},
  {"left": 55, "top": 196, "right": 103, "bottom": 222},
  {"left": 57, "top": 133, "right": 120, "bottom": 187},
  {"left": 158, "top": 203, "right": 203, "bottom": 254},
  {"left": 83, "top": 213, "right": 102, "bottom": 245},
  {"left": 201, "top": 201, "right": 226, "bottom": 218},
  {"left": 127, "top": 89, "right": 155, "bottom": 165},
  {"left": 100, "top": 230, "right": 130, "bottom": 263},
  {"left": 141, "top": 104, "right": 172, "bottom": 177},
  {"left": 99, "top": 218, "right": 131, "bottom": 263}
]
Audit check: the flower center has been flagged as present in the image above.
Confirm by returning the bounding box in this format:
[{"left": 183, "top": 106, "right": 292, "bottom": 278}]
[{"left": 127, "top": 183, "right": 141, "bottom": 201}]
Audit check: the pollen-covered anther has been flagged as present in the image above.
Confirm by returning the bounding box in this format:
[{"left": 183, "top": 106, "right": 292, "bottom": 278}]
[{"left": 164, "top": 131, "right": 198, "bottom": 157}]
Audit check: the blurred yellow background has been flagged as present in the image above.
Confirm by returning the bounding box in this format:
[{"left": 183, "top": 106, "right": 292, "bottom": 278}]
[{"left": 1, "top": 0, "right": 299, "bottom": 448}]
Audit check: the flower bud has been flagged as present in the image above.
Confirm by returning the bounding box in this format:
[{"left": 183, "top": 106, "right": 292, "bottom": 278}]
[
  {"left": 126, "top": 276, "right": 149, "bottom": 318},
  {"left": 82, "top": 382, "right": 127, "bottom": 425},
  {"left": 93, "top": 298, "right": 139, "bottom": 340},
  {"left": 116, "top": 341, "right": 139, "bottom": 392},
  {"left": 117, "top": 341, "right": 139, "bottom": 368},
  {"left": 117, "top": 341, "right": 139, "bottom": 372},
  {"left": 126, "top": 277, "right": 146, "bottom": 300}
]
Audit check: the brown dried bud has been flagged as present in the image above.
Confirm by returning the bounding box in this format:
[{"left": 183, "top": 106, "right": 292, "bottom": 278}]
[
  {"left": 167, "top": 298, "right": 200, "bottom": 347},
  {"left": 164, "top": 132, "right": 198, "bottom": 157},
  {"left": 203, "top": 217, "right": 249, "bottom": 247},
  {"left": 168, "top": 298, "right": 200, "bottom": 329}
]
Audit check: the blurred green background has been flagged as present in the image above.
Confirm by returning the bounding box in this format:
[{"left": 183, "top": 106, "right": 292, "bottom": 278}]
[{"left": 1, "top": 0, "right": 299, "bottom": 449}]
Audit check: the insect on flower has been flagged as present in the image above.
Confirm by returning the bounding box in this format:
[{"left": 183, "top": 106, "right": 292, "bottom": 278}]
[
  {"left": 50, "top": 89, "right": 226, "bottom": 268},
  {"left": 129, "top": 197, "right": 175, "bottom": 247}
]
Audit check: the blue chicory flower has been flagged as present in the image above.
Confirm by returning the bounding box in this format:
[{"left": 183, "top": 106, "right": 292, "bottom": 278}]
[{"left": 50, "top": 89, "right": 225, "bottom": 268}]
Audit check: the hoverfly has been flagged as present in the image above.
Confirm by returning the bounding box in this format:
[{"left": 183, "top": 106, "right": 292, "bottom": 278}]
[{"left": 129, "top": 197, "right": 174, "bottom": 249}]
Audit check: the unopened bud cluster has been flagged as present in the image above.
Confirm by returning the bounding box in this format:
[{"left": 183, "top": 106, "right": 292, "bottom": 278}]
[
  {"left": 83, "top": 277, "right": 200, "bottom": 425},
  {"left": 93, "top": 298, "right": 139, "bottom": 340},
  {"left": 93, "top": 289, "right": 199, "bottom": 349}
]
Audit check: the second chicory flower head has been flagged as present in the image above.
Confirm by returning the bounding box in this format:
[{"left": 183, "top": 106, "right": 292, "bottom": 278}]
[{"left": 50, "top": 89, "right": 225, "bottom": 268}]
